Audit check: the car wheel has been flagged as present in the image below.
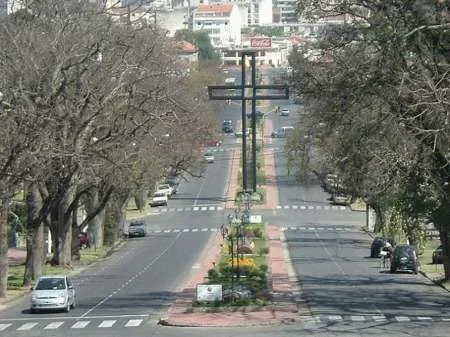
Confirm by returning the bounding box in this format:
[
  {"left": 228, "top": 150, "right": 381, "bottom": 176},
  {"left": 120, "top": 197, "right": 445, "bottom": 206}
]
[
  {"left": 432, "top": 257, "right": 436, "bottom": 264},
  {"left": 71, "top": 296, "right": 76, "bottom": 309},
  {"left": 30, "top": 308, "right": 36, "bottom": 314},
  {"left": 390, "top": 265, "right": 396, "bottom": 273},
  {"left": 413, "top": 266, "right": 419, "bottom": 274}
]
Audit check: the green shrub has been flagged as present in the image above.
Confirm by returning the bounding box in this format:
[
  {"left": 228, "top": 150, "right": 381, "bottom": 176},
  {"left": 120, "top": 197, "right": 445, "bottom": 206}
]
[
  {"left": 259, "top": 264, "right": 269, "bottom": 273},
  {"left": 259, "top": 247, "right": 269, "bottom": 255},
  {"left": 208, "top": 268, "right": 219, "bottom": 281},
  {"left": 253, "top": 228, "right": 263, "bottom": 238}
]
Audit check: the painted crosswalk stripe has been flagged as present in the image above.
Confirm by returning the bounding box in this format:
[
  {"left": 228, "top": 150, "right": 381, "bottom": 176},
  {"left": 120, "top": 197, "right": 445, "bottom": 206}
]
[
  {"left": 193, "top": 207, "right": 199, "bottom": 211},
  {"left": 292, "top": 205, "right": 298, "bottom": 209},
  {"left": 164, "top": 229, "right": 171, "bottom": 233},
  {"left": 125, "top": 319, "right": 143, "bottom": 327},
  {"left": 316, "top": 206, "right": 322, "bottom": 210},
  {"left": 72, "top": 321, "right": 90, "bottom": 329},
  {"left": 328, "top": 315, "right": 342, "bottom": 321},
  {"left": 169, "top": 208, "right": 175, "bottom": 212},
  {"left": 300, "top": 205, "right": 306, "bottom": 209},
  {"left": 308, "top": 227, "right": 315, "bottom": 230},
  {"left": 340, "top": 206, "right": 347, "bottom": 210},
  {"left": 442, "top": 318, "right": 450, "bottom": 321},
  {"left": 308, "top": 206, "right": 314, "bottom": 210},
  {"left": 332, "top": 206, "right": 338, "bottom": 210},
  {"left": 276, "top": 205, "right": 282, "bottom": 209},
  {"left": 17, "top": 322, "right": 38, "bottom": 331},
  {"left": 350, "top": 316, "right": 365, "bottom": 322},
  {"left": 185, "top": 207, "right": 191, "bottom": 211},
  {"left": 210, "top": 228, "right": 217, "bottom": 232},
  {"left": 173, "top": 229, "right": 180, "bottom": 233},
  {"left": 417, "top": 317, "right": 432, "bottom": 321},
  {"left": 209, "top": 206, "right": 215, "bottom": 211},
  {"left": 44, "top": 321, "right": 64, "bottom": 330},
  {"left": 192, "top": 228, "right": 199, "bottom": 232},
  {"left": 373, "top": 315, "right": 386, "bottom": 321},
  {"left": 217, "top": 206, "right": 223, "bottom": 211},
  {"left": 299, "top": 227, "right": 306, "bottom": 230},
  {"left": 281, "top": 226, "right": 287, "bottom": 231},
  {"left": 201, "top": 206, "right": 208, "bottom": 211},
  {"left": 395, "top": 316, "right": 410, "bottom": 322},
  {"left": 0, "top": 324, "right": 12, "bottom": 331},
  {"left": 284, "top": 205, "right": 290, "bottom": 209},
  {"left": 324, "top": 206, "right": 330, "bottom": 210},
  {"left": 183, "top": 229, "right": 189, "bottom": 232},
  {"left": 201, "top": 228, "right": 208, "bottom": 232},
  {"left": 98, "top": 320, "right": 116, "bottom": 328},
  {"left": 161, "top": 208, "right": 168, "bottom": 212},
  {"left": 177, "top": 208, "right": 183, "bottom": 211}
]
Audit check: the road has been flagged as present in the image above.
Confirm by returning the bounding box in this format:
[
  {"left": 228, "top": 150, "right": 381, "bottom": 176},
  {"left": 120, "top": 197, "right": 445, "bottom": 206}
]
[{"left": 0, "top": 66, "right": 449, "bottom": 337}]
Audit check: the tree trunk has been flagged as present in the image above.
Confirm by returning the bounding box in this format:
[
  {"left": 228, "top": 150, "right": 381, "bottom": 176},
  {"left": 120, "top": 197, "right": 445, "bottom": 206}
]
[
  {"left": 23, "top": 235, "right": 33, "bottom": 288},
  {"left": 440, "top": 229, "right": 450, "bottom": 281},
  {"left": 72, "top": 207, "right": 80, "bottom": 262},
  {"left": 86, "top": 189, "right": 105, "bottom": 249},
  {"left": 104, "top": 190, "right": 129, "bottom": 245},
  {"left": 0, "top": 198, "right": 10, "bottom": 297},
  {"left": 134, "top": 190, "right": 146, "bottom": 211}
]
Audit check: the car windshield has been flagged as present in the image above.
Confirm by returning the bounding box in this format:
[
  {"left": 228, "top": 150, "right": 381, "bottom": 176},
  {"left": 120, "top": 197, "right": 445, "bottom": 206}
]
[
  {"left": 158, "top": 185, "right": 170, "bottom": 189},
  {"left": 35, "top": 278, "right": 66, "bottom": 290},
  {"left": 205, "top": 152, "right": 213, "bottom": 156},
  {"left": 129, "top": 222, "right": 144, "bottom": 227},
  {"left": 153, "top": 192, "right": 166, "bottom": 197},
  {"left": 395, "top": 246, "right": 415, "bottom": 256}
]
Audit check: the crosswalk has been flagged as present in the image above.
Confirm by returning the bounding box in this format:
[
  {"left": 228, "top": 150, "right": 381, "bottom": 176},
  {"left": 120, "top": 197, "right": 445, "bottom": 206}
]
[
  {"left": 150, "top": 204, "right": 349, "bottom": 214},
  {"left": 281, "top": 225, "right": 356, "bottom": 232},
  {"left": 144, "top": 227, "right": 218, "bottom": 234},
  {"left": 305, "top": 314, "right": 450, "bottom": 324},
  {"left": 0, "top": 317, "right": 146, "bottom": 332}
]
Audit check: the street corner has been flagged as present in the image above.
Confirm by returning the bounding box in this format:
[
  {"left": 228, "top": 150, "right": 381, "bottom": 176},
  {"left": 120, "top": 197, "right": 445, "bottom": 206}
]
[{"left": 0, "top": 289, "right": 30, "bottom": 311}]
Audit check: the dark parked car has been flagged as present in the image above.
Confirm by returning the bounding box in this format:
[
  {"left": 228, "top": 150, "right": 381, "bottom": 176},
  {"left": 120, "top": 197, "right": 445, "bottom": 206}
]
[
  {"left": 79, "top": 232, "right": 90, "bottom": 249},
  {"left": 222, "top": 120, "right": 233, "bottom": 133},
  {"left": 370, "top": 237, "right": 386, "bottom": 258},
  {"left": 127, "top": 221, "right": 147, "bottom": 238},
  {"left": 370, "top": 237, "right": 396, "bottom": 258},
  {"left": 432, "top": 245, "right": 443, "bottom": 264},
  {"left": 390, "top": 244, "right": 419, "bottom": 274}
]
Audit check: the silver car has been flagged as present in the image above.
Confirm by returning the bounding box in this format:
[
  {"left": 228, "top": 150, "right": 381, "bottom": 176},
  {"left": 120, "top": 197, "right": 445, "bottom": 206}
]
[{"left": 30, "top": 275, "right": 76, "bottom": 313}]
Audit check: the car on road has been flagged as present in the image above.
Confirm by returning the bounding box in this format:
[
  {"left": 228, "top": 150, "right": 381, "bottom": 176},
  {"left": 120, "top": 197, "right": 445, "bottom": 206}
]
[
  {"left": 280, "top": 108, "right": 290, "bottom": 116},
  {"left": 271, "top": 126, "right": 294, "bottom": 138},
  {"left": 165, "top": 175, "right": 180, "bottom": 194},
  {"left": 204, "top": 151, "right": 215, "bottom": 163},
  {"left": 222, "top": 120, "right": 233, "bottom": 133},
  {"left": 127, "top": 221, "right": 147, "bottom": 238},
  {"left": 246, "top": 110, "right": 264, "bottom": 119},
  {"left": 156, "top": 183, "right": 173, "bottom": 197},
  {"left": 330, "top": 194, "right": 351, "bottom": 206},
  {"left": 432, "top": 245, "right": 443, "bottom": 264},
  {"left": 31, "top": 275, "right": 76, "bottom": 313},
  {"left": 150, "top": 191, "right": 168, "bottom": 207},
  {"left": 390, "top": 244, "right": 419, "bottom": 274}
]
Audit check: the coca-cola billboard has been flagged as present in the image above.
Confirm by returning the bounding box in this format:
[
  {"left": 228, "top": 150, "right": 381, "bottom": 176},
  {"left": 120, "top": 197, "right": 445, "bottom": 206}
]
[{"left": 250, "top": 37, "right": 272, "bottom": 48}]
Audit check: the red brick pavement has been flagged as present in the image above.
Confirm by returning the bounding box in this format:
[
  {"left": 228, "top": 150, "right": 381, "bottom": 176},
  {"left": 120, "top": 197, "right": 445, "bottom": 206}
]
[{"left": 160, "top": 225, "right": 299, "bottom": 327}]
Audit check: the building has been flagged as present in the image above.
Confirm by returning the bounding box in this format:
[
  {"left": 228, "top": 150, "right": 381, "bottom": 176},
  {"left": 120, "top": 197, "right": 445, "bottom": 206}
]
[
  {"left": 275, "top": 0, "right": 298, "bottom": 23},
  {"left": 175, "top": 40, "right": 199, "bottom": 63},
  {"left": 192, "top": 3, "right": 241, "bottom": 48}
]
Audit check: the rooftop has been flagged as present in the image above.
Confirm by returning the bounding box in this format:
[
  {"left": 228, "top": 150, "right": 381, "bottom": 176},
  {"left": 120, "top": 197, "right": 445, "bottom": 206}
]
[{"left": 196, "top": 4, "right": 234, "bottom": 14}]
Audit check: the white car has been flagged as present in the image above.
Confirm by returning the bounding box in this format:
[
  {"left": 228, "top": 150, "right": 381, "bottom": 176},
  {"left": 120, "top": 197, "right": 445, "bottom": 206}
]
[
  {"left": 156, "top": 184, "right": 173, "bottom": 197},
  {"left": 204, "top": 151, "right": 214, "bottom": 163},
  {"left": 280, "top": 108, "right": 290, "bottom": 116},
  {"left": 150, "top": 191, "right": 168, "bottom": 207},
  {"left": 30, "top": 275, "right": 76, "bottom": 313}
]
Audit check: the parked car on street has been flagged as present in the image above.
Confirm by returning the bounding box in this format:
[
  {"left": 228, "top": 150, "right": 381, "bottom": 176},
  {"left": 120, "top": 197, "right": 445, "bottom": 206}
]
[
  {"left": 150, "top": 191, "right": 168, "bottom": 207},
  {"left": 156, "top": 184, "right": 173, "bottom": 197},
  {"left": 79, "top": 232, "right": 90, "bottom": 249},
  {"left": 31, "top": 275, "right": 76, "bottom": 313},
  {"left": 390, "top": 244, "right": 419, "bottom": 274},
  {"left": 432, "top": 245, "right": 443, "bottom": 264},
  {"left": 127, "top": 221, "right": 147, "bottom": 238},
  {"left": 330, "top": 194, "right": 351, "bottom": 206},
  {"left": 280, "top": 108, "right": 290, "bottom": 116},
  {"left": 222, "top": 120, "right": 233, "bottom": 133},
  {"left": 204, "top": 151, "right": 215, "bottom": 163}
]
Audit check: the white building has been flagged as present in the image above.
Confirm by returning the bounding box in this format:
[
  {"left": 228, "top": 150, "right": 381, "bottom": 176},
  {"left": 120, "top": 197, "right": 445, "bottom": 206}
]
[
  {"left": 276, "top": 0, "right": 298, "bottom": 23},
  {"left": 193, "top": 3, "right": 241, "bottom": 48}
]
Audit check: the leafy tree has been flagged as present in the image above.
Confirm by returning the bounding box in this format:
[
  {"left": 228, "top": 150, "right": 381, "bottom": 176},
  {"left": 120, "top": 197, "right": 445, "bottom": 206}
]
[{"left": 290, "top": 0, "right": 450, "bottom": 279}]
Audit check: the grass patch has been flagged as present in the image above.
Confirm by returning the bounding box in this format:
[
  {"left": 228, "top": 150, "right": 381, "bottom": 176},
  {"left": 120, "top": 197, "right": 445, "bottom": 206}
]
[
  {"left": 80, "top": 246, "right": 110, "bottom": 264},
  {"left": 126, "top": 198, "right": 151, "bottom": 219}
]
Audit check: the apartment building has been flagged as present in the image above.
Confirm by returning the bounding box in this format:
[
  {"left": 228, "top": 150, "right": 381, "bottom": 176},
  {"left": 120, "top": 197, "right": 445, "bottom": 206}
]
[{"left": 192, "top": 3, "right": 241, "bottom": 48}]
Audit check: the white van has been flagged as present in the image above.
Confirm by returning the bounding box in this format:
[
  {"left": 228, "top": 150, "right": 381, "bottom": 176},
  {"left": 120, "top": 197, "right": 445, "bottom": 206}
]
[{"left": 271, "top": 126, "right": 294, "bottom": 138}]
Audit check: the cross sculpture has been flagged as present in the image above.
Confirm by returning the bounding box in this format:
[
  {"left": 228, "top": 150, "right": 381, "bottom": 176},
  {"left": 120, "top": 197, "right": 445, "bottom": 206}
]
[{"left": 208, "top": 51, "right": 289, "bottom": 194}]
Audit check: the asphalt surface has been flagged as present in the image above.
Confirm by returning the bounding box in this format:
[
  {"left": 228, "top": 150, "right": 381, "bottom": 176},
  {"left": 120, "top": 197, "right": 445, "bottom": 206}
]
[{"left": 1, "top": 67, "right": 449, "bottom": 337}]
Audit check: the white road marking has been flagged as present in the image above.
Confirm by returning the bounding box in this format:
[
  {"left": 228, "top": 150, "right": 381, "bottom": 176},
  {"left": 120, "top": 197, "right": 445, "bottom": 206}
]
[
  {"left": 340, "top": 206, "right": 347, "bottom": 210},
  {"left": 44, "top": 321, "right": 64, "bottom": 330},
  {"left": 328, "top": 315, "right": 342, "bottom": 321},
  {"left": 98, "top": 320, "right": 116, "bottom": 328},
  {"left": 395, "top": 316, "right": 410, "bottom": 322},
  {"left": 185, "top": 207, "right": 191, "bottom": 211},
  {"left": 417, "top": 317, "right": 432, "bottom": 320},
  {"left": 161, "top": 208, "right": 168, "bottom": 212},
  {"left": 125, "top": 319, "right": 143, "bottom": 327},
  {"left": 177, "top": 208, "right": 183, "bottom": 211},
  {"left": 351, "top": 316, "right": 365, "bottom": 321},
  {"left": 201, "top": 206, "right": 208, "bottom": 211},
  {"left": 169, "top": 208, "right": 175, "bottom": 212},
  {"left": 201, "top": 228, "right": 208, "bottom": 232},
  {"left": 183, "top": 229, "right": 189, "bottom": 232},
  {"left": 292, "top": 205, "right": 298, "bottom": 209},
  {"left": 72, "top": 321, "right": 90, "bottom": 329},
  {"left": 193, "top": 207, "right": 199, "bottom": 211},
  {"left": 192, "top": 228, "right": 199, "bottom": 232},
  {"left": 173, "top": 229, "right": 180, "bottom": 233},
  {"left": 373, "top": 315, "right": 386, "bottom": 321},
  {"left": 217, "top": 206, "right": 223, "bottom": 210},
  {"left": 300, "top": 205, "right": 306, "bottom": 209},
  {"left": 281, "top": 226, "right": 286, "bottom": 231},
  {"left": 0, "top": 324, "right": 12, "bottom": 331},
  {"left": 210, "top": 228, "right": 217, "bottom": 232},
  {"left": 208, "top": 206, "right": 215, "bottom": 211},
  {"left": 284, "top": 205, "right": 290, "bottom": 209},
  {"left": 308, "top": 206, "right": 314, "bottom": 210},
  {"left": 276, "top": 205, "right": 282, "bottom": 209},
  {"left": 163, "top": 230, "right": 171, "bottom": 233},
  {"left": 17, "top": 322, "right": 38, "bottom": 330}
]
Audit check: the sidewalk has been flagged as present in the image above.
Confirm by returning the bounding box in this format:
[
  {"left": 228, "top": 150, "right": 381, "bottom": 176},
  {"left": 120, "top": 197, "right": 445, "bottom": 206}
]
[{"left": 159, "top": 225, "right": 300, "bottom": 327}]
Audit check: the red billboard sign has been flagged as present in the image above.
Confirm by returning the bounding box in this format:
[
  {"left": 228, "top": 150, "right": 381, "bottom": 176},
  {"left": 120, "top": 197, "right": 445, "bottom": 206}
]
[{"left": 250, "top": 37, "right": 272, "bottom": 48}]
